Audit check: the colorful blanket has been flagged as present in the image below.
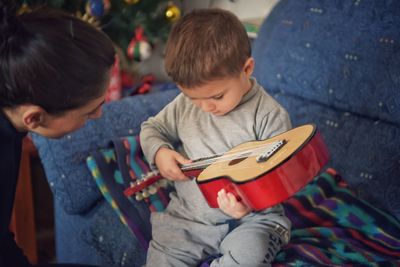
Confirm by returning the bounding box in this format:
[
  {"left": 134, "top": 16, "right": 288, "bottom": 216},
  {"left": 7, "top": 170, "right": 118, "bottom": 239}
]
[
  {"left": 87, "top": 136, "right": 400, "bottom": 266},
  {"left": 87, "top": 136, "right": 171, "bottom": 250},
  {"left": 275, "top": 169, "right": 400, "bottom": 266}
]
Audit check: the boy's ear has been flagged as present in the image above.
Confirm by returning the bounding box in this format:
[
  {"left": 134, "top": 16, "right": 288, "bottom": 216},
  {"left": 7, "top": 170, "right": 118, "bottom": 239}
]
[
  {"left": 21, "top": 106, "right": 47, "bottom": 130},
  {"left": 243, "top": 57, "right": 255, "bottom": 77}
]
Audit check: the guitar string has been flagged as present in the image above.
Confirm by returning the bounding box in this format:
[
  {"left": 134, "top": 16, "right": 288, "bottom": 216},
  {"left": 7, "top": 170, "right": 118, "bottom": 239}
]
[
  {"left": 179, "top": 141, "right": 282, "bottom": 170},
  {"left": 142, "top": 141, "right": 284, "bottom": 180}
]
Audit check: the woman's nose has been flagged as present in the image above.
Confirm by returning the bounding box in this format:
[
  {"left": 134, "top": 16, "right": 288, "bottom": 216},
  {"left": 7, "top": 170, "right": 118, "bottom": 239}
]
[{"left": 88, "top": 107, "right": 103, "bottom": 119}]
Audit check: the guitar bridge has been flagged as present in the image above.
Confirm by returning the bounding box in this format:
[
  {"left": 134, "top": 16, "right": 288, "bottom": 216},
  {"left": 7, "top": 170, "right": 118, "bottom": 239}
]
[{"left": 256, "top": 140, "right": 286, "bottom": 163}]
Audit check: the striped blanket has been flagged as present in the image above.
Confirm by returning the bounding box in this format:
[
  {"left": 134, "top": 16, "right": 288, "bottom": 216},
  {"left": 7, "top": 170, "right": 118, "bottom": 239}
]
[
  {"left": 275, "top": 169, "right": 400, "bottom": 266},
  {"left": 87, "top": 136, "right": 171, "bottom": 249},
  {"left": 87, "top": 136, "right": 400, "bottom": 266}
]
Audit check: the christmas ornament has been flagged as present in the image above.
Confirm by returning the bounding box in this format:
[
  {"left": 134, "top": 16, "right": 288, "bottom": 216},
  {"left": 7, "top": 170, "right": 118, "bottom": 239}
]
[
  {"left": 137, "top": 74, "right": 155, "bottom": 94},
  {"left": 17, "top": 2, "right": 31, "bottom": 15},
  {"left": 124, "top": 0, "right": 140, "bottom": 5},
  {"left": 103, "top": 0, "right": 111, "bottom": 14},
  {"left": 129, "top": 74, "right": 156, "bottom": 95},
  {"left": 121, "top": 71, "right": 135, "bottom": 89},
  {"left": 127, "top": 27, "right": 152, "bottom": 62},
  {"left": 76, "top": 10, "right": 99, "bottom": 27},
  {"left": 86, "top": 0, "right": 104, "bottom": 17},
  {"left": 165, "top": 3, "right": 181, "bottom": 22}
]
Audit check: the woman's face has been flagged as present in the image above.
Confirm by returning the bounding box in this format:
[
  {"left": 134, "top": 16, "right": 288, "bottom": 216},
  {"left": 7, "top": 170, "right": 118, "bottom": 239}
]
[
  {"left": 37, "top": 95, "right": 106, "bottom": 139},
  {"left": 29, "top": 69, "right": 112, "bottom": 139}
]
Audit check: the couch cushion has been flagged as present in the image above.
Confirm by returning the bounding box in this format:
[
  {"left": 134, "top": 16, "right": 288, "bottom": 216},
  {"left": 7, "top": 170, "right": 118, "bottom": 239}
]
[
  {"left": 253, "top": 0, "right": 400, "bottom": 125},
  {"left": 272, "top": 91, "right": 400, "bottom": 219},
  {"left": 32, "top": 89, "right": 179, "bottom": 214},
  {"left": 81, "top": 201, "right": 147, "bottom": 267}
]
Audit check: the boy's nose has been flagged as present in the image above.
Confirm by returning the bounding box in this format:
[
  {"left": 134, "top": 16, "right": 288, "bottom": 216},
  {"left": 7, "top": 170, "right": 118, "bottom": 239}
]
[{"left": 201, "top": 101, "right": 216, "bottom": 112}]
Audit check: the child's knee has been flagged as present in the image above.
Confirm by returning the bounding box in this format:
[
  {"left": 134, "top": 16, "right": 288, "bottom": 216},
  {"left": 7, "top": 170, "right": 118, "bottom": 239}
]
[{"left": 220, "top": 231, "right": 283, "bottom": 265}]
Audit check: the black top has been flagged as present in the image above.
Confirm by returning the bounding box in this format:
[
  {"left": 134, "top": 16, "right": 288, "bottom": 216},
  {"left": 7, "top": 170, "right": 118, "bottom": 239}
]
[{"left": 0, "top": 111, "right": 30, "bottom": 266}]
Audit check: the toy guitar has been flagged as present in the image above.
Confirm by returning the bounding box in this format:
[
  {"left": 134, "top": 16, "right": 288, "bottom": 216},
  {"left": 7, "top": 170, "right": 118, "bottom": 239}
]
[{"left": 124, "top": 124, "right": 329, "bottom": 210}]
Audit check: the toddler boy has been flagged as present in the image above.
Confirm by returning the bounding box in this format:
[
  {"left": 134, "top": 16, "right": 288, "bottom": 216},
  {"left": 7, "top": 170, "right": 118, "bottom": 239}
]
[{"left": 140, "top": 8, "right": 292, "bottom": 267}]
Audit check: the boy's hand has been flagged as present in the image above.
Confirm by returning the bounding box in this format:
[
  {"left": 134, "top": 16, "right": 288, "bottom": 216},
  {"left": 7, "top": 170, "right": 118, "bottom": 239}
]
[
  {"left": 155, "top": 147, "right": 192, "bottom": 181},
  {"left": 217, "top": 189, "right": 251, "bottom": 219}
]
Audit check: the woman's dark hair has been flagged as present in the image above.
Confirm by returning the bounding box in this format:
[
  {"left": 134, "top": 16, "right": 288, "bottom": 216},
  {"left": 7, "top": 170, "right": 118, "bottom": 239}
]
[{"left": 0, "top": 0, "right": 115, "bottom": 114}]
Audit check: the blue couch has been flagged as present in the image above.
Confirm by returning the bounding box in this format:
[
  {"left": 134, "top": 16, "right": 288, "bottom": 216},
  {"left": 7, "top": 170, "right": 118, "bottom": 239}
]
[{"left": 32, "top": 0, "right": 400, "bottom": 266}]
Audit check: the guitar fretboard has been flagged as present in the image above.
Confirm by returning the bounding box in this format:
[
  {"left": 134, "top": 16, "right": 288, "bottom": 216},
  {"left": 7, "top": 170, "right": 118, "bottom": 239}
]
[{"left": 180, "top": 140, "right": 284, "bottom": 171}]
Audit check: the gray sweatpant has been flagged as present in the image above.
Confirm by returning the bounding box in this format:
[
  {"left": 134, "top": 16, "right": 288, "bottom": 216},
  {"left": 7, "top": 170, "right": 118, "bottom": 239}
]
[{"left": 145, "top": 181, "right": 291, "bottom": 267}]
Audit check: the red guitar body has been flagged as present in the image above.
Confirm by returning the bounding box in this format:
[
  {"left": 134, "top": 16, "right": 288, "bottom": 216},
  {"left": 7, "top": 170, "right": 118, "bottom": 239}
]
[{"left": 197, "top": 127, "right": 329, "bottom": 210}]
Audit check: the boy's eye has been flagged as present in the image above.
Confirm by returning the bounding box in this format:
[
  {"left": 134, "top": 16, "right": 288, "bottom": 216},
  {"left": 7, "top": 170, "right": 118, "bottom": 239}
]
[{"left": 213, "top": 94, "right": 223, "bottom": 100}]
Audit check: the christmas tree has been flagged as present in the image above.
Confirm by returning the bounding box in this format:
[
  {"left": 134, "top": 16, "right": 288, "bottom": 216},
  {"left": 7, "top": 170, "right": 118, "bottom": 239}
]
[{"left": 17, "top": 0, "right": 180, "bottom": 50}]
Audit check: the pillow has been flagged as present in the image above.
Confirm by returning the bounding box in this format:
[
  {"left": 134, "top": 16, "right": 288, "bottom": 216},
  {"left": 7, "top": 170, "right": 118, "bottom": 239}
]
[{"left": 253, "top": 0, "right": 400, "bottom": 125}]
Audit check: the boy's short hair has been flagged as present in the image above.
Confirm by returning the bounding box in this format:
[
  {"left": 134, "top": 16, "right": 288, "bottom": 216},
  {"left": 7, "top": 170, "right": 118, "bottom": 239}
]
[{"left": 164, "top": 8, "right": 251, "bottom": 88}]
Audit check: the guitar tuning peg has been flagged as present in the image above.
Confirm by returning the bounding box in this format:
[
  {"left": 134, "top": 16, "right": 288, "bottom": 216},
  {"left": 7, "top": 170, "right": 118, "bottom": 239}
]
[
  {"left": 142, "top": 189, "right": 150, "bottom": 198},
  {"left": 135, "top": 193, "right": 143, "bottom": 201},
  {"left": 148, "top": 185, "right": 157, "bottom": 195}
]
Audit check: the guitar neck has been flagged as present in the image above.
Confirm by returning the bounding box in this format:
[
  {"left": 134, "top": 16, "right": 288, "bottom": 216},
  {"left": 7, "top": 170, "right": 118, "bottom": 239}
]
[
  {"left": 124, "top": 143, "right": 285, "bottom": 197},
  {"left": 123, "top": 156, "right": 218, "bottom": 197},
  {"left": 180, "top": 153, "right": 222, "bottom": 171}
]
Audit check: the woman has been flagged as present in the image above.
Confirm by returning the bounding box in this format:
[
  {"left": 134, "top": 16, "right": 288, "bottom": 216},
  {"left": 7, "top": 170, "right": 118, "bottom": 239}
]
[{"left": 0, "top": 1, "right": 115, "bottom": 266}]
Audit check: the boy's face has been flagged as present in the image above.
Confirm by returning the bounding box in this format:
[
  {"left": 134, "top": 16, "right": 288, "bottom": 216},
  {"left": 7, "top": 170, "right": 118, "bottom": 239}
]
[{"left": 179, "top": 58, "right": 254, "bottom": 116}]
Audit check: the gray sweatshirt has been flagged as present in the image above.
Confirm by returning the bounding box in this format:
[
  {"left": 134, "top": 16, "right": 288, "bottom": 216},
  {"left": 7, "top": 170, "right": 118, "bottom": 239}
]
[{"left": 140, "top": 78, "right": 292, "bottom": 223}]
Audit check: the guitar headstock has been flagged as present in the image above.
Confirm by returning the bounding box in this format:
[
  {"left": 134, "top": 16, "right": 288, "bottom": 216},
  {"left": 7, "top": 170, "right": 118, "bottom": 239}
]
[{"left": 123, "top": 171, "right": 170, "bottom": 201}]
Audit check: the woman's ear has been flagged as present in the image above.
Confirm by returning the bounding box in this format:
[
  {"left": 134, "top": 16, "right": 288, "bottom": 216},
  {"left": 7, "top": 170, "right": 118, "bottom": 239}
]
[
  {"left": 21, "top": 106, "right": 47, "bottom": 130},
  {"left": 243, "top": 57, "right": 255, "bottom": 77}
]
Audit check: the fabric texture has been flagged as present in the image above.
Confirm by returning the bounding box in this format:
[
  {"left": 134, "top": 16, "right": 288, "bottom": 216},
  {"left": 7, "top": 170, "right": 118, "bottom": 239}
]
[
  {"left": 86, "top": 136, "right": 171, "bottom": 250},
  {"left": 276, "top": 170, "right": 400, "bottom": 266},
  {"left": 253, "top": 0, "right": 400, "bottom": 125},
  {"left": 86, "top": 139, "right": 400, "bottom": 266},
  {"left": 253, "top": 0, "right": 400, "bottom": 219}
]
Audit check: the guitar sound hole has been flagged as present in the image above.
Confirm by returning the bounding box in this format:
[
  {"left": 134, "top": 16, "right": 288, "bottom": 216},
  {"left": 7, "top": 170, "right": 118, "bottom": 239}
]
[{"left": 228, "top": 157, "right": 247, "bottom": 166}]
